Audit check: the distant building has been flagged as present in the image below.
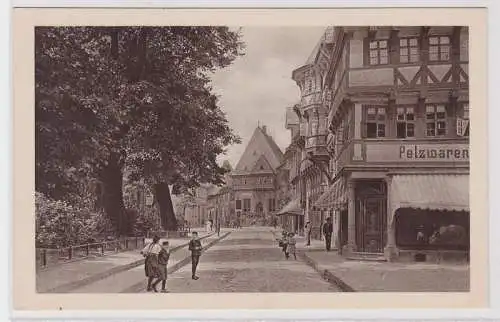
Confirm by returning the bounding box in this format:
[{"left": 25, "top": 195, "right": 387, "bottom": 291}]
[
  {"left": 227, "top": 125, "right": 284, "bottom": 226},
  {"left": 183, "top": 184, "right": 216, "bottom": 228}
]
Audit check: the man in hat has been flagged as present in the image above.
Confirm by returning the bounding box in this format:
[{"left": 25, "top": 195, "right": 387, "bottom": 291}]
[{"left": 322, "top": 217, "right": 333, "bottom": 251}]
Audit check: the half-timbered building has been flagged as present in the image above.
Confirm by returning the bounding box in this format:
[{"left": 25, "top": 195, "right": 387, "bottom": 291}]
[{"left": 313, "top": 26, "right": 469, "bottom": 262}]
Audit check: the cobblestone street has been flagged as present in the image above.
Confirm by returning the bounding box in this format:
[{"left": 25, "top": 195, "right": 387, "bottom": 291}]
[{"left": 135, "top": 227, "right": 340, "bottom": 293}]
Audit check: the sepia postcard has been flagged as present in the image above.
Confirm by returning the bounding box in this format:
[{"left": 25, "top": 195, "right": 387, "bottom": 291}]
[{"left": 12, "top": 7, "right": 488, "bottom": 312}]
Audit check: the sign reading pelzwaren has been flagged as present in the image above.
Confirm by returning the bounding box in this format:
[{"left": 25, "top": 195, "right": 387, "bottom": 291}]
[
  {"left": 365, "top": 143, "right": 470, "bottom": 162},
  {"left": 399, "top": 145, "right": 469, "bottom": 161}
]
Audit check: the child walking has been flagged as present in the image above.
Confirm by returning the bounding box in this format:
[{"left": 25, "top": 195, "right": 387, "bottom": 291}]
[
  {"left": 278, "top": 230, "right": 289, "bottom": 259},
  {"left": 287, "top": 232, "right": 297, "bottom": 260},
  {"left": 152, "top": 241, "right": 170, "bottom": 293}
]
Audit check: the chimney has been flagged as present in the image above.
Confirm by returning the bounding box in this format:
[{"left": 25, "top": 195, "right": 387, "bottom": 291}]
[{"left": 262, "top": 125, "right": 267, "bottom": 134}]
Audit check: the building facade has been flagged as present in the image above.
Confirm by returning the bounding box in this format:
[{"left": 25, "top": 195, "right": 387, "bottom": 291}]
[
  {"left": 283, "top": 27, "right": 336, "bottom": 240},
  {"left": 230, "top": 125, "right": 284, "bottom": 227},
  {"left": 311, "top": 26, "right": 469, "bottom": 262}
]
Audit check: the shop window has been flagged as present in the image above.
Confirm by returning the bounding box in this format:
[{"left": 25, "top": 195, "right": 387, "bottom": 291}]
[
  {"left": 369, "top": 39, "right": 389, "bottom": 65},
  {"left": 365, "top": 106, "right": 386, "bottom": 138},
  {"left": 426, "top": 104, "right": 447, "bottom": 137},
  {"left": 429, "top": 36, "right": 451, "bottom": 62},
  {"left": 399, "top": 38, "right": 420, "bottom": 63},
  {"left": 243, "top": 198, "right": 251, "bottom": 211},
  {"left": 395, "top": 208, "right": 470, "bottom": 251},
  {"left": 396, "top": 106, "right": 415, "bottom": 138},
  {"left": 235, "top": 199, "right": 242, "bottom": 210}
]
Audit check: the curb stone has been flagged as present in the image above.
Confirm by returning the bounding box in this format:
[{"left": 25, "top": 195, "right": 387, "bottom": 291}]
[
  {"left": 43, "top": 233, "right": 216, "bottom": 293},
  {"left": 299, "top": 251, "right": 355, "bottom": 292},
  {"left": 120, "top": 231, "right": 232, "bottom": 293}
]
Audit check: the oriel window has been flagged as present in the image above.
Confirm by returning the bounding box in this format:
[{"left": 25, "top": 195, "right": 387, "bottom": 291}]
[
  {"left": 366, "top": 107, "right": 386, "bottom": 138},
  {"left": 369, "top": 40, "right": 389, "bottom": 65},
  {"left": 429, "top": 36, "right": 451, "bottom": 61},
  {"left": 400, "top": 38, "right": 420, "bottom": 63},
  {"left": 426, "top": 104, "right": 447, "bottom": 137},
  {"left": 396, "top": 107, "right": 415, "bottom": 138}
]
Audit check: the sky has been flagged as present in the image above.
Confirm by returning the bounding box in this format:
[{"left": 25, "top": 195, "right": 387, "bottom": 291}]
[{"left": 210, "top": 26, "right": 326, "bottom": 168}]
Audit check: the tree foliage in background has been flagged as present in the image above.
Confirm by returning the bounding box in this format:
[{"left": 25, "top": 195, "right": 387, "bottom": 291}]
[{"left": 35, "top": 26, "right": 244, "bottom": 237}]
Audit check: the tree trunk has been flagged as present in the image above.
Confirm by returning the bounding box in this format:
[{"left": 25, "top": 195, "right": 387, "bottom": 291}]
[
  {"left": 154, "top": 182, "right": 178, "bottom": 231},
  {"left": 99, "top": 154, "right": 130, "bottom": 236}
]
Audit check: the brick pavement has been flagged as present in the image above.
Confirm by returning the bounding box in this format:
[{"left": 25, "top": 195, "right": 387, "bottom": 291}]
[
  {"left": 37, "top": 232, "right": 213, "bottom": 293},
  {"left": 143, "top": 228, "right": 341, "bottom": 293}
]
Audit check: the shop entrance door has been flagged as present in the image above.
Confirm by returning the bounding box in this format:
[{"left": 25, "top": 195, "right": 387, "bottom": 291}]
[{"left": 355, "top": 181, "right": 387, "bottom": 253}]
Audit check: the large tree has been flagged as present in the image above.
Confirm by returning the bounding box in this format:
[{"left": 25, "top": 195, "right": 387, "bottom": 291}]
[{"left": 36, "top": 26, "right": 244, "bottom": 235}]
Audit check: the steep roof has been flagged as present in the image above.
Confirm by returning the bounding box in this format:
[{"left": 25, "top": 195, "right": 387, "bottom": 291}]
[
  {"left": 304, "top": 26, "right": 335, "bottom": 65},
  {"left": 234, "top": 126, "right": 283, "bottom": 174}
]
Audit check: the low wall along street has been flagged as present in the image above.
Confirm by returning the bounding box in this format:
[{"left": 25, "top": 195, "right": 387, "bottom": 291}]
[{"left": 365, "top": 143, "right": 470, "bottom": 163}]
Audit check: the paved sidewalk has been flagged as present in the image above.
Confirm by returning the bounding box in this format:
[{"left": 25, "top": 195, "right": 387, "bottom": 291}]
[
  {"left": 77, "top": 232, "right": 228, "bottom": 293},
  {"left": 302, "top": 250, "right": 470, "bottom": 292},
  {"left": 37, "top": 232, "right": 214, "bottom": 293}
]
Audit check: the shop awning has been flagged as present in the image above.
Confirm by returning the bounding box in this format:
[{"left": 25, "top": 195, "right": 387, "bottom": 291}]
[
  {"left": 390, "top": 174, "right": 469, "bottom": 223},
  {"left": 314, "top": 177, "right": 347, "bottom": 210},
  {"left": 276, "top": 197, "right": 303, "bottom": 216}
]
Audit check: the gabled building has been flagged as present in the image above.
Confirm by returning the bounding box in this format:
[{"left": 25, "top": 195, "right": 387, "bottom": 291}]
[
  {"left": 230, "top": 125, "right": 284, "bottom": 226},
  {"left": 308, "top": 26, "right": 469, "bottom": 262}
]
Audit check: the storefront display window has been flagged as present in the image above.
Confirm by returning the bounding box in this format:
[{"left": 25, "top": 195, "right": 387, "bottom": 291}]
[{"left": 395, "top": 208, "right": 469, "bottom": 250}]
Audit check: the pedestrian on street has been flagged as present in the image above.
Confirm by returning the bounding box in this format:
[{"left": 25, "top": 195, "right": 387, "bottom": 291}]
[
  {"left": 152, "top": 241, "right": 170, "bottom": 293},
  {"left": 278, "top": 230, "right": 289, "bottom": 259},
  {"left": 216, "top": 221, "right": 221, "bottom": 237},
  {"left": 140, "top": 235, "right": 162, "bottom": 292},
  {"left": 188, "top": 231, "right": 203, "bottom": 280},
  {"left": 304, "top": 221, "right": 312, "bottom": 246},
  {"left": 287, "top": 232, "right": 297, "bottom": 260},
  {"left": 323, "top": 217, "right": 333, "bottom": 251}
]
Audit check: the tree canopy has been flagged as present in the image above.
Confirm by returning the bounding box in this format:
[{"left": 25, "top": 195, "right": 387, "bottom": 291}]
[{"left": 35, "top": 26, "right": 245, "bottom": 237}]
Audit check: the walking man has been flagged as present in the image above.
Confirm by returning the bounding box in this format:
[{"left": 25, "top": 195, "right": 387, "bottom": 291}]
[
  {"left": 322, "top": 217, "right": 333, "bottom": 251},
  {"left": 188, "top": 231, "right": 202, "bottom": 280},
  {"left": 216, "top": 220, "right": 221, "bottom": 237}
]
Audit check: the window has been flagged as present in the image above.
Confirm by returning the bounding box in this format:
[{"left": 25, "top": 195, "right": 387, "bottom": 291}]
[
  {"left": 268, "top": 198, "right": 276, "bottom": 212},
  {"left": 429, "top": 36, "right": 451, "bottom": 61},
  {"left": 396, "top": 107, "right": 415, "bottom": 138},
  {"left": 369, "top": 40, "right": 389, "bottom": 65},
  {"left": 457, "top": 103, "right": 470, "bottom": 137},
  {"left": 236, "top": 199, "right": 242, "bottom": 210},
  {"left": 400, "top": 38, "right": 419, "bottom": 63},
  {"left": 426, "top": 104, "right": 447, "bottom": 136},
  {"left": 365, "top": 107, "right": 386, "bottom": 138},
  {"left": 243, "top": 199, "right": 251, "bottom": 211}
]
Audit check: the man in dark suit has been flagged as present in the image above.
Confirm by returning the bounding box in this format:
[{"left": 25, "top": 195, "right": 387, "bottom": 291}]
[
  {"left": 188, "top": 231, "right": 202, "bottom": 280},
  {"left": 322, "top": 217, "right": 333, "bottom": 251}
]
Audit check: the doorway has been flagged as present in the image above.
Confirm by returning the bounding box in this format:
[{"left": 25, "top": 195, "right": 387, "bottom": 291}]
[
  {"left": 339, "top": 209, "right": 348, "bottom": 251},
  {"left": 355, "top": 180, "right": 387, "bottom": 253}
]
